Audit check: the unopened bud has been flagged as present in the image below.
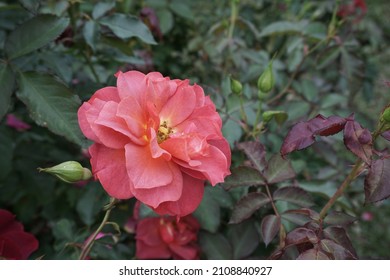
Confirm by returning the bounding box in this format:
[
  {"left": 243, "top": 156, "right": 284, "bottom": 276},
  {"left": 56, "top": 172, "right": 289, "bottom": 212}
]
[
  {"left": 230, "top": 77, "right": 243, "bottom": 95},
  {"left": 257, "top": 61, "right": 275, "bottom": 93},
  {"left": 38, "top": 161, "right": 92, "bottom": 183},
  {"left": 381, "top": 107, "right": 390, "bottom": 123}
]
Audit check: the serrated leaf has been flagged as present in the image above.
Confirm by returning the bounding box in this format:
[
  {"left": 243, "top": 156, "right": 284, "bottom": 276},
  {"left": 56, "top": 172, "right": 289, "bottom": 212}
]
[
  {"left": 343, "top": 120, "right": 372, "bottom": 163},
  {"left": 320, "top": 239, "right": 357, "bottom": 260},
  {"left": 281, "top": 114, "right": 346, "bottom": 156},
  {"left": 285, "top": 227, "right": 318, "bottom": 247},
  {"left": 193, "top": 187, "right": 220, "bottom": 233},
  {"left": 281, "top": 211, "right": 311, "bottom": 226},
  {"left": 283, "top": 208, "right": 320, "bottom": 221},
  {"left": 0, "top": 63, "right": 14, "bottom": 120},
  {"left": 229, "top": 192, "right": 270, "bottom": 224},
  {"left": 273, "top": 186, "right": 314, "bottom": 207},
  {"left": 297, "top": 248, "right": 330, "bottom": 260},
  {"left": 99, "top": 13, "right": 156, "bottom": 45},
  {"left": 83, "top": 20, "right": 100, "bottom": 51},
  {"left": 222, "top": 166, "right": 265, "bottom": 190},
  {"left": 156, "top": 9, "right": 174, "bottom": 34},
  {"left": 324, "top": 211, "right": 357, "bottom": 226},
  {"left": 236, "top": 141, "right": 267, "bottom": 172},
  {"left": 199, "top": 232, "right": 233, "bottom": 260},
  {"left": 5, "top": 14, "right": 69, "bottom": 60},
  {"left": 364, "top": 158, "right": 390, "bottom": 203},
  {"left": 263, "top": 154, "right": 295, "bottom": 184},
  {"left": 169, "top": 0, "right": 194, "bottom": 20},
  {"left": 260, "top": 214, "right": 280, "bottom": 246},
  {"left": 323, "top": 226, "right": 357, "bottom": 258},
  {"left": 17, "top": 72, "right": 87, "bottom": 147},
  {"left": 227, "top": 219, "right": 260, "bottom": 259}
]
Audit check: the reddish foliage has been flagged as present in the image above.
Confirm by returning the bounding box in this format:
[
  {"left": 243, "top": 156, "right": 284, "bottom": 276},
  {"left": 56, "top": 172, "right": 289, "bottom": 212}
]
[{"left": 0, "top": 209, "right": 39, "bottom": 259}]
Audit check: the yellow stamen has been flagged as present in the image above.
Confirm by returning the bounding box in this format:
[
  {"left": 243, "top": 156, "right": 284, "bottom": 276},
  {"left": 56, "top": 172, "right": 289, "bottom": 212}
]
[{"left": 157, "top": 121, "right": 173, "bottom": 143}]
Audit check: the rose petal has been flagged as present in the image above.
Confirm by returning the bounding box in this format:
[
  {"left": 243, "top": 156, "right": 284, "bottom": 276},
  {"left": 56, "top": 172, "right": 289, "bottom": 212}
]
[
  {"left": 125, "top": 143, "right": 173, "bottom": 189},
  {"left": 160, "top": 85, "right": 196, "bottom": 127},
  {"left": 129, "top": 162, "right": 183, "bottom": 208},
  {"left": 169, "top": 243, "right": 198, "bottom": 260},
  {"left": 116, "top": 71, "right": 146, "bottom": 101},
  {"left": 136, "top": 240, "right": 171, "bottom": 259},
  {"left": 89, "top": 144, "right": 134, "bottom": 199},
  {"left": 153, "top": 173, "right": 204, "bottom": 216}
]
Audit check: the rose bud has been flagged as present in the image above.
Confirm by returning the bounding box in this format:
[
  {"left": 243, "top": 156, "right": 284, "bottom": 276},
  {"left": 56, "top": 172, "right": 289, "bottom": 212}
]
[
  {"left": 257, "top": 61, "right": 275, "bottom": 93},
  {"left": 38, "top": 161, "right": 92, "bottom": 183}
]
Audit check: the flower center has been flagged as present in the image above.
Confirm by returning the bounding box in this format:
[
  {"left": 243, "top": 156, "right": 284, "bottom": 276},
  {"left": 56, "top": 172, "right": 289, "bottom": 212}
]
[{"left": 157, "top": 121, "right": 173, "bottom": 143}]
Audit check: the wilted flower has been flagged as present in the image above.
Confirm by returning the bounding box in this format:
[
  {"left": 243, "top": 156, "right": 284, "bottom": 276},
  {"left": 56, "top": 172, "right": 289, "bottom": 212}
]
[
  {"left": 78, "top": 70, "right": 231, "bottom": 216},
  {"left": 135, "top": 215, "right": 200, "bottom": 260},
  {"left": 0, "top": 209, "right": 39, "bottom": 260}
]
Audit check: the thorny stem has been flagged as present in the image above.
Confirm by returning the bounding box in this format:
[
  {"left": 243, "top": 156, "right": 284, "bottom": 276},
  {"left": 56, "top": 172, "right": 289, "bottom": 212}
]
[
  {"left": 79, "top": 198, "right": 118, "bottom": 260},
  {"left": 319, "top": 122, "right": 385, "bottom": 220},
  {"left": 319, "top": 159, "right": 363, "bottom": 220}
]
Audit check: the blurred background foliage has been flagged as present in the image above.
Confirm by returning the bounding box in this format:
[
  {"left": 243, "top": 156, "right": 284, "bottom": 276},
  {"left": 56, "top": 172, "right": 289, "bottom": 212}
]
[{"left": 0, "top": 0, "right": 389, "bottom": 259}]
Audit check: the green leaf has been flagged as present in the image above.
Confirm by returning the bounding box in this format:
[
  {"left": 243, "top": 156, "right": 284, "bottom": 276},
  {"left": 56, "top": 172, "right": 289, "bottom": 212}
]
[
  {"left": 273, "top": 186, "right": 314, "bottom": 207},
  {"left": 0, "top": 128, "right": 14, "bottom": 181},
  {"left": 169, "top": 0, "right": 194, "bottom": 20},
  {"left": 263, "top": 154, "right": 295, "bottom": 184},
  {"left": 193, "top": 187, "right": 220, "bottom": 233},
  {"left": 76, "top": 186, "right": 104, "bottom": 226},
  {"left": 19, "top": 0, "right": 41, "bottom": 13},
  {"left": 156, "top": 9, "right": 174, "bottom": 34},
  {"left": 92, "top": 1, "right": 115, "bottom": 19},
  {"left": 99, "top": 13, "right": 157, "bottom": 45},
  {"left": 229, "top": 192, "right": 270, "bottom": 224},
  {"left": 222, "top": 166, "right": 265, "bottom": 190},
  {"left": 259, "top": 21, "right": 306, "bottom": 37},
  {"left": 5, "top": 14, "right": 69, "bottom": 60},
  {"left": 227, "top": 219, "right": 260, "bottom": 259},
  {"left": 52, "top": 219, "right": 75, "bottom": 241},
  {"left": 209, "top": 185, "right": 234, "bottom": 209},
  {"left": 17, "top": 72, "right": 87, "bottom": 147},
  {"left": 0, "top": 63, "right": 14, "bottom": 120},
  {"left": 260, "top": 214, "right": 280, "bottom": 247},
  {"left": 83, "top": 20, "right": 100, "bottom": 51},
  {"left": 199, "top": 232, "right": 233, "bottom": 260}
]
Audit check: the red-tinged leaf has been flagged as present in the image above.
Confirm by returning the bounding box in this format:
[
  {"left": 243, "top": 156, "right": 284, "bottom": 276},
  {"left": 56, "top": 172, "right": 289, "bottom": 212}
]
[
  {"left": 280, "top": 122, "right": 316, "bottom": 156},
  {"left": 281, "top": 114, "right": 346, "bottom": 156},
  {"left": 323, "top": 226, "right": 357, "bottom": 257},
  {"left": 296, "top": 247, "right": 330, "bottom": 260},
  {"left": 236, "top": 141, "right": 267, "bottom": 172},
  {"left": 364, "top": 158, "right": 390, "bottom": 203},
  {"left": 283, "top": 208, "right": 320, "bottom": 221},
  {"left": 229, "top": 192, "right": 271, "bottom": 224},
  {"left": 263, "top": 154, "right": 295, "bottom": 184},
  {"left": 381, "top": 130, "right": 390, "bottom": 141},
  {"left": 273, "top": 186, "right": 314, "bottom": 207},
  {"left": 324, "top": 211, "right": 357, "bottom": 226},
  {"left": 320, "top": 239, "right": 357, "bottom": 260},
  {"left": 285, "top": 227, "right": 318, "bottom": 247},
  {"left": 222, "top": 166, "right": 265, "bottom": 190},
  {"left": 313, "top": 115, "right": 347, "bottom": 136},
  {"left": 260, "top": 215, "right": 280, "bottom": 247},
  {"left": 343, "top": 120, "right": 372, "bottom": 163}
]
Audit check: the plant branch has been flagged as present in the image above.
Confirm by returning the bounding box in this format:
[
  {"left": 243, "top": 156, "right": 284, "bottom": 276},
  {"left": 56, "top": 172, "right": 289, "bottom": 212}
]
[{"left": 79, "top": 197, "right": 118, "bottom": 260}]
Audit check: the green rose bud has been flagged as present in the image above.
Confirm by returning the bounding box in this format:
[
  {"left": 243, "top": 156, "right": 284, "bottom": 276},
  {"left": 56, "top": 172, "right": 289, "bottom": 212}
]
[
  {"left": 230, "top": 77, "right": 243, "bottom": 95},
  {"left": 257, "top": 61, "right": 275, "bottom": 93},
  {"left": 38, "top": 161, "right": 92, "bottom": 183},
  {"left": 382, "top": 107, "right": 390, "bottom": 122}
]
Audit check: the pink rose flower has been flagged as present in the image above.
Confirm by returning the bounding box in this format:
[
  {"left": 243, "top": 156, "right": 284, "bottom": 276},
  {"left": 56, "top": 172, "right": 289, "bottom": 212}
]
[
  {"left": 0, "top": 209, "right": 39, "bottom": 260},
  {"left": 78, "top": 70, "right": 231, "bottom": 216},
  {"left": 135, "top": 215, "right": 200, "bottom": 260}
]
